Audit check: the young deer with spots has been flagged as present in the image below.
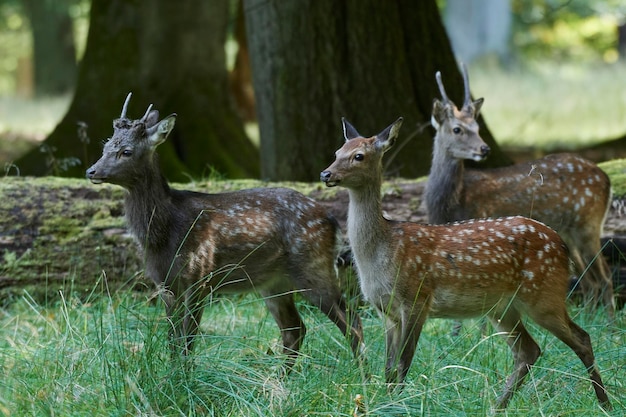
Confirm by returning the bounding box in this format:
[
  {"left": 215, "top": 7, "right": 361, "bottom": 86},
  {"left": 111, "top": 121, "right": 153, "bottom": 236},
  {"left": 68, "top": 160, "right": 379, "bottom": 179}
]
[
  {"left": 86, "top": 93, "right": 364, "bottom": 369},
  {"left": 425, "top": 65, "right": 615, "bottom": 318},
  {"left": 320, "top": 118, "right": 610, "bottom": 410}
]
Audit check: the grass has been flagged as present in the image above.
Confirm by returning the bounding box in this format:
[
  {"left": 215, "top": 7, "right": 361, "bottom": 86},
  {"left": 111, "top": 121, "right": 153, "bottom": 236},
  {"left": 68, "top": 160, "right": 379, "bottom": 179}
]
[
  {"left": 470, "top": 60, "right": 626, "bottom": 150},
  {"left": 0, "top": 282, "right": 623, "bottom": 416}
]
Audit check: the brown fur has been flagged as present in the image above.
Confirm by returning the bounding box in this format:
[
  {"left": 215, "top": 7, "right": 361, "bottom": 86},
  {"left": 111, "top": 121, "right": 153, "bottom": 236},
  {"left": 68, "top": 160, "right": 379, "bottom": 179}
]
[
  {"left": 320, "top": 118, "right": 610, "bottom": 410},
  {"left": 86, "top": 93, "right": 365, "bottom": 369},
  {"left": 425, "top": 67, "right": 614, "bottom": 318}
]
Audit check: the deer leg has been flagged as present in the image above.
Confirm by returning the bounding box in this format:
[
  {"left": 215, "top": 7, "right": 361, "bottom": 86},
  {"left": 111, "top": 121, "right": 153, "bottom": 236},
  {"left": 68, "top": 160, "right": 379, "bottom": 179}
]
[
  {"left": 395, "top": 310, "right": 425, "bottom": 384},
  {"left": 181, "top": 287, "right": 207, "bottom": 354},
  {"left": 162, "top": 287, "right": 189, "bottom": 357},
  {"left": 383, "top": 300, "right": 427, "bottom": 385},
  {"left": 489, "top": 307, "right": 541, "bottom": 410},
  {"left": 261, "top": 290, "right": 306, "bottom": 372},
  {"left": 580, "top": 244, "right": 615, "bottom": 320},
  {"left": 384, "top": 315, "right": 402, "bottom": 384},
  {"left": 570, "top": 242, "right": 615, "bottom": 320},
  {"left": 301, "top": 287, "right": 365, "bottom": 360},
  {"left": 527, "top": 308, "right": 612, "bottom": 410}
]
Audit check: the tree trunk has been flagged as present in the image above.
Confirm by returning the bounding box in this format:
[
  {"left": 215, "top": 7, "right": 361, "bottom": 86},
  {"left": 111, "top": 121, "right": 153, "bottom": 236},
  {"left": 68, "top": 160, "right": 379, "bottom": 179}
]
[
  {"left": 15, "top": 0, "right": 259, "bottom": 181},
  {"left": 22, "top": 0, "right": 77, "bottom": 96},
  {"left": 245, "top": 0, "right": 511, "bottom": 181}
]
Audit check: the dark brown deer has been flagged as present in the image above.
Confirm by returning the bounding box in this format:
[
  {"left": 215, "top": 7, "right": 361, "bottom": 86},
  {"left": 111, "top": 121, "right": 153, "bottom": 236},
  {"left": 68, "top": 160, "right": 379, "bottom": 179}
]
[
  {"left": 86, "top": 93, "right": 365, "bottom": 369},
  {"left": 320, "top": 118, "right": 611, "bottom": 410},
  {"left": 424, "top": 65, "right": 615, "bottom": 319}
]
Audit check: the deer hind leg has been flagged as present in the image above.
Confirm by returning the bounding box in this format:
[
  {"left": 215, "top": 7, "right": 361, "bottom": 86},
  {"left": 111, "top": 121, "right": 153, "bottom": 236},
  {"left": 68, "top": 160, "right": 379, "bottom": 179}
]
[
  {"left": 261, "top": 289, "right": 306, "bottom": 372},
  {"left": 489, "top": 307, "right": 541, "bottom": 410},
  {"left": 526, "top": 307, "right": 612, "bottom": 410},
  {"left": 290, "top": 263, "right": 365, "bottom": 360},
  {"left": 580, "top": 240, "right": 615, "bottom": 319},
  {"left": 568, "top": 235, "right": 615, "bottom": 319}
]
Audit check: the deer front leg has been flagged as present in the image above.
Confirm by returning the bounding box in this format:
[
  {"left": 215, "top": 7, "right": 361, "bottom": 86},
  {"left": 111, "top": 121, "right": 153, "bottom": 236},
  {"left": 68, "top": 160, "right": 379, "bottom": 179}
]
[
  {"left": 162, "top": 288, "right": 189, "bottom": 357},
  {"left": 262, "top": 290, "right": 306, "bottom": 372},
  {"left": 395, "top": 310, "right": 426, "bottom": 384},
  {"left": 181, "top": 284, "right": 208, "bottom": 354},
  {"left": 384, "top": 315, "right": 402, "bottom": 384},
  {"left": 383, "top": 304, "right": 426, "bottom": 385}
]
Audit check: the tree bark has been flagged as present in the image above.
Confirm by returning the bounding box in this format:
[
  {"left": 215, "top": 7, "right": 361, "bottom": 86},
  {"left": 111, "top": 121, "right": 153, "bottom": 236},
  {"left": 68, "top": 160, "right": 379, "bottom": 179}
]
[
  {"left": 15, "top": 0, "right": 259, "bottom": 181},
  {"left": 22, "top": 0, "right": 77, "bottom": 96},
  {"left": 245, "top": 0, "right": 511, "bottom": 181}
]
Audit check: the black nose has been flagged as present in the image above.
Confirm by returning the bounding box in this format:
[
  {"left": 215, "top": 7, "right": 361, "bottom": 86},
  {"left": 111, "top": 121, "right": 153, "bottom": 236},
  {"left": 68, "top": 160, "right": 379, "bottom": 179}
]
[
  {"left": 481, "top": 145, "right": 490, "bottom": 156},
  {"left": 86, "top": 168, "right": 96, "bottom": 179},
  {"left": 320, "top": 171, "right": 331, "bottom": 183}
]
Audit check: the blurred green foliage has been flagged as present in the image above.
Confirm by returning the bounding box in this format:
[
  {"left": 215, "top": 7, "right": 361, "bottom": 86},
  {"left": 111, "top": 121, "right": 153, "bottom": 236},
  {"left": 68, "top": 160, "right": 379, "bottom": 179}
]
[
  {"left": 0, "top": 0, "right": 624, "bottom": 96},
  {"left": 512, "top": 0, "right": 626, "bottom": 62},
  {"left": 0, "top": 0, "right": 89, "bottom": 95}
]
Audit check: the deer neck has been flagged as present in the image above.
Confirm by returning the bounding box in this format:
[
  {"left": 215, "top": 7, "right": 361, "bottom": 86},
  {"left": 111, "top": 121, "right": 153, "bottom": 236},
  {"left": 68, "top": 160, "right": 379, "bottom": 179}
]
[
  {"left": 425, "top": 138, "right": 465, "bottom": 224},
  {"left": 124, "top": 158, "right": 173, "bottom": 250},
  {"left": 346, "top": 175, "right": 391, "bottom": 261}
]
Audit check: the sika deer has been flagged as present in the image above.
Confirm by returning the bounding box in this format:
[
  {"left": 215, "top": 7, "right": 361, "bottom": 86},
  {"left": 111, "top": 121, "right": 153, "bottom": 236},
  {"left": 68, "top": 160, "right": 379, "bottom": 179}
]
[
  {"left": 320, "top": 118, "right": 610, "bottom": 410},
  {"left": 86, "top": 93, "right": 364, "bottom": 369},
  {"left": 425, "top": 65, "right": 615, "bottom": 318}
]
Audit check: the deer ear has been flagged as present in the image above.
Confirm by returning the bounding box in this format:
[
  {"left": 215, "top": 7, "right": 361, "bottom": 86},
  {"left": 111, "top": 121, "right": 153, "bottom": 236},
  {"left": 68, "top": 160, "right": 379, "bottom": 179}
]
[
  {"left": 431, "top": 99, "right": 447, "bottom": 130},
  {"left": 342, "top": 118, "right": 362, "bottom": 141},
  {"left": 375, "top": 117, "right": 403, "bottom": 153},
  {"left": 148, "top": 114, "right": 176, "bottom": 147},
  {"left": 471, "top": 98, "right": 484, "bottom": 117},
  {"left": 145, "top": 110, "right": 160, "bottom": 128}
]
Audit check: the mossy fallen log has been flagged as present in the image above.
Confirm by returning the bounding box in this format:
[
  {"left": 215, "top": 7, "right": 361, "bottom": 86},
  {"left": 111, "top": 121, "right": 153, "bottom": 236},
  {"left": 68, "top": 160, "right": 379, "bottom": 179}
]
[
  {"left": 1, "top": 158, "right": 625, "bottom": 305},
  {"left": 0, "top": 176, "right": 356, "bottom": 304}
]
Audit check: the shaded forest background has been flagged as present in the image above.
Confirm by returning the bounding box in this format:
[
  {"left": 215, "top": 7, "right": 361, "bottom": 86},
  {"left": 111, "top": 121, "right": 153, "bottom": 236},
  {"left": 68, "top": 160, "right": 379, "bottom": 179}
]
[{"left": 0, "top": 0, "right": 626, "bottom": 181}]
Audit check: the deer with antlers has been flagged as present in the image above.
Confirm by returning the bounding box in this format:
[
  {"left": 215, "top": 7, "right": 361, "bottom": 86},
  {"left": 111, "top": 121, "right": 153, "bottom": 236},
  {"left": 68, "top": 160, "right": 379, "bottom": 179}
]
[
  {"left": 320, "top": 117, "right": 611, "bottom": 410},
  {"left": 86, "top": 93, "right": 365, "bottom": 369},
  {"left": 424, "top": 65, "right": 615, "bottom": 319}
]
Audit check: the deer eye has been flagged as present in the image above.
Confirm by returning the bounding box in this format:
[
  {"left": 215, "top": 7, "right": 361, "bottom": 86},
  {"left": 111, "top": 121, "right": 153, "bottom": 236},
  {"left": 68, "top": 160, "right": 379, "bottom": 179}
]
[
  {"left": 354, "top": 153, "right": 364, "bottom": 161},
  {"left": 452, "top": 127, "right": 462, "bottom": 134},
  {"left": 121, "top": 149, "right": 133, "bottom": 157}
]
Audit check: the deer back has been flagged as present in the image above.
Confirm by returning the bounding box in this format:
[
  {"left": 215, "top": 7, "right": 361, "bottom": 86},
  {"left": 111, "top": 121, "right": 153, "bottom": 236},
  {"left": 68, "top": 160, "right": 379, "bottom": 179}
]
[
  {"left": 388, "top": 216, "right": 570, "bottom": 317},
  {"left": 460, "top": 154, "right": 611, "bottom": 232}
]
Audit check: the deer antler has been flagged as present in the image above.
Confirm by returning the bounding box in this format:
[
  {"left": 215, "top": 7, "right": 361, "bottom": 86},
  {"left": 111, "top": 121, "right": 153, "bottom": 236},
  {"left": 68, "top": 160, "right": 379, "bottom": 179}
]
[
  {"left": 435, "top": 71, "right": 450, "bottom": 104},
  {"left": 121, "top": 92, "right": 132, "bottom": 119},
  {"left": 141, "top": 104, "right": 154, "bottom": 123},
  {"left": 461, "top": 62, "right": 472, "bottom": 111}
]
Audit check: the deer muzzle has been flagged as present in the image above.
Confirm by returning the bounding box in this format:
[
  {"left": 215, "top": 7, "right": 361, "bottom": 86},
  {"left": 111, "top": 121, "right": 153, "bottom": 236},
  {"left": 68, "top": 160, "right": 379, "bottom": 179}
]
[{"left": 320, "top": 170, "right": 338, "bottom": 187}]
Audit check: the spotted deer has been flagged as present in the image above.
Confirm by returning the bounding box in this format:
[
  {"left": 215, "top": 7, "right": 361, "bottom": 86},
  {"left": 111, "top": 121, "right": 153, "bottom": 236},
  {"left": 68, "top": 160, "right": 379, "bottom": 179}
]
[
  {"left": 320, "top": 118, "right": 611, "bottom": 410},
  {"left": 424, "top": 65, "right": 615, "bottom": 319},
  {"left": 86, "top": 93, "right": 365, "bottom": 369}
]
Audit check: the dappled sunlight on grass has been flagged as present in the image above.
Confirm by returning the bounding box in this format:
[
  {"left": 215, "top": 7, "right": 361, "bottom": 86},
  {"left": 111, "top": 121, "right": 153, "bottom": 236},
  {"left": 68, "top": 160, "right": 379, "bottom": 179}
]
[{"left": 470, "top": 61, "right": 626, "bottom": 150}]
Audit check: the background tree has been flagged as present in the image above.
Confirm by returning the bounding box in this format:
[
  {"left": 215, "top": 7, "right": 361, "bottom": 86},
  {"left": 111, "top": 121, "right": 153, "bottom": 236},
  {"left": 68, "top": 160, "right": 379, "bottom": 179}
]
[
  {"left": 15, "top": 0, "right": 259, "bottom": 181},
  {"left": 22, "top": 0, "right": 77, "bottom": 96},
  {"left": 244, "top": 0, "right": 510, "bottom": 181}
]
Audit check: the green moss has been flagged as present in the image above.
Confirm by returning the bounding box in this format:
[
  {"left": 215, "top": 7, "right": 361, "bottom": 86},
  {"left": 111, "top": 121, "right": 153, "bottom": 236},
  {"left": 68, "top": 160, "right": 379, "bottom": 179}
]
[{"left": 599, "top": 159, "right": 626, "bottom": 198}]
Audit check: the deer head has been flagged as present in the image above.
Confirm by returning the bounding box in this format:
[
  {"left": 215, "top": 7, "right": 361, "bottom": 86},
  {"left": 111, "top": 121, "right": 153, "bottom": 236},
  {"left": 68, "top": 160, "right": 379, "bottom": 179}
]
[
  {"left": 431, "top": 64, "right": 489, "bottom": 162},
  {"left": 86, "top": 93, "right": 176, "bottom": 188},
  {"left": 320, "top": 117, "right": 403, "bottom": 189}
]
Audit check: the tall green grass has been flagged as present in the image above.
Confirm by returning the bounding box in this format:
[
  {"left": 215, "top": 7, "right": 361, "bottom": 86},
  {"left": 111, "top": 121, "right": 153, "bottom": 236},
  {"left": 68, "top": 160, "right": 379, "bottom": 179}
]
[{"left": 0, "top": 282, "right": 623, "bottom": 416}]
